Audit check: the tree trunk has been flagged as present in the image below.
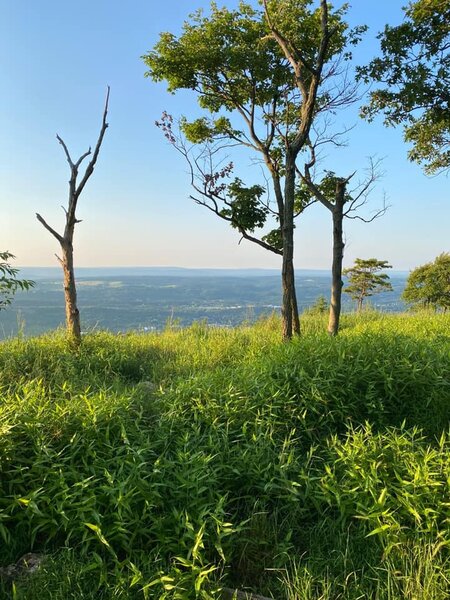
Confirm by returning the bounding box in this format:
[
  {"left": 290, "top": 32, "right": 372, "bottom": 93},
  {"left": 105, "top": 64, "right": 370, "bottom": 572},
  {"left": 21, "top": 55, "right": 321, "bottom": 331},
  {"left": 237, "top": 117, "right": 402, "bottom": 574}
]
[
  {"left": 61, "top": 243, "right": 81, "bottom": 345},
  {"left": 327, "top": 191, "right": 345, "bottom": 336},
  {"left": 282, "top": 257, "right": 298, "bottom": 340},
  {"left": 357, "top": 296, "right": 363, "bottom": 312},
  {"left": 291, "top": 267, "right": 300, "bottom": 336},
  {"left": 281, "top": 155, "right": 300, "bottom": 340}
]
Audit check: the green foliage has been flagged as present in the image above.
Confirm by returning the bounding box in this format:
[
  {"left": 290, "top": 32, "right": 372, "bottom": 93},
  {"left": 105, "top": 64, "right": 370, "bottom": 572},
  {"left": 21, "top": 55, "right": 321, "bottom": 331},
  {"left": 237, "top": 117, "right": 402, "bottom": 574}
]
[
  {"left": 180, "top": 117, "right": 215, "bottom": 144},
  {"left": 145, "top": 0, "right": 361, "bottom": 142},
  {"left": 403, "top": 252, "right": 450, "bottom": 311},
  {"left": 1, "top": 313, "right": 450, "bottom": 598},
  {"left": 313, "top": 171, "right": 353, "bottom": 204},
  {"left": 179, "top": 116, "right": 240, "bottom": 145},
  {"left": 220, "top": 178, "right": 267, "bottom": 232},
  {"left": 261, "top": 228, "right": 283, "bottom": 251},
  {"left": 145, "top": 3, "right": 281, "bottom": 112},
  {"left": 344, "top": 258, "right": 393, "bottom": 311},
  {"left": 0, "top": 252, "right": 34, "bottom": 310},
  {"left": 359, "top": 0, "right": 450, "bottom": 174}
]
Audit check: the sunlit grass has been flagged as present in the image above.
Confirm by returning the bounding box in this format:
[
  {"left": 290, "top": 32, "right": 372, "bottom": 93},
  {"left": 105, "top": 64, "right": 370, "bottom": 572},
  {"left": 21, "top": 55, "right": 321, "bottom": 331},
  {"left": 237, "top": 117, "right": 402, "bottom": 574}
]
[{"left": 0, "top": 312, "right": 449, "bottom": 598}]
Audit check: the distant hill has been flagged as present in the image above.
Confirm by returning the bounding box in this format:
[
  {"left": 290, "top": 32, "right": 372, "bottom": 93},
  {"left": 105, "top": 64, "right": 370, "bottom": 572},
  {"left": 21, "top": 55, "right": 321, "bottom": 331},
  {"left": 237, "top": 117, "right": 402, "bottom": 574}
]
[{"left": 18, "top": 266, "right": 409, "bottom": 280}]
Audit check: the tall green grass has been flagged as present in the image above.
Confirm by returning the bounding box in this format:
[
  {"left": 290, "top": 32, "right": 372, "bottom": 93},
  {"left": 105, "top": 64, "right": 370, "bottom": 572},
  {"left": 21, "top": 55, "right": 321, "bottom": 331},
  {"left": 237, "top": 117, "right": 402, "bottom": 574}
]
[{"left": 0, "top": 312, "right": 449, "bottom": 598}]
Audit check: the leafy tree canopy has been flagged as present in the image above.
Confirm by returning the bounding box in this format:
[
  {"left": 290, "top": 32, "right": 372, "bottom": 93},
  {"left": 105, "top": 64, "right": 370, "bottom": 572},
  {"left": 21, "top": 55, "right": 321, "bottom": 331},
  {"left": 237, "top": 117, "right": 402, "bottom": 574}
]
[
  {"left": 145, "top": 1, "right": 364, "bottom": 150},
  {"left": 358, "top": 0, "right": 450, "bottom": 174},
  {"left": 403, "top": 253, "right": 450, "bottom": 311},
  {"left": 0, "top": 252, "right": 34, "bottom": 311},
  {"left": 219, "top": 178, "right": 268, "bottom": 232}
]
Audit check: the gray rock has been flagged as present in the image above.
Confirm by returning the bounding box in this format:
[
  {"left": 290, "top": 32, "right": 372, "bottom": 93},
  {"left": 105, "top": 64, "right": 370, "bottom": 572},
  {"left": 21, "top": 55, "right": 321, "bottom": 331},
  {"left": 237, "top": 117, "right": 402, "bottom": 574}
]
[{"left": 0, "top": 553, "right": 45, "bottom": 580}]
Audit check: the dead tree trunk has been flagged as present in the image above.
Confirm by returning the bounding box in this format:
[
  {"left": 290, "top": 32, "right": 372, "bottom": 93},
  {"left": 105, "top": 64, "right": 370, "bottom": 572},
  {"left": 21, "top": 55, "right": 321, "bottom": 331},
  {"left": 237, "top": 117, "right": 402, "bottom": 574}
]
[
  {"left": 61, "top": 242, "right": 80, "bottom": 341},
  {"left": 36, "top": 87, "right": 110, "bottom": 346}
]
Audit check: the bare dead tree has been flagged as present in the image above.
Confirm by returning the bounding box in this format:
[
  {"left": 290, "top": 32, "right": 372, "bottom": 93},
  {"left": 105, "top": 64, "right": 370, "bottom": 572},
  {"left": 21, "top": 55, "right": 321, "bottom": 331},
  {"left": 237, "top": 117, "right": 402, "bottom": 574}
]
[
  {"left": 36, "top": 87, "right": 110, "bottom": 345},
  {"left": 298, "top": 143, "right": 387, "bottom": 335}
]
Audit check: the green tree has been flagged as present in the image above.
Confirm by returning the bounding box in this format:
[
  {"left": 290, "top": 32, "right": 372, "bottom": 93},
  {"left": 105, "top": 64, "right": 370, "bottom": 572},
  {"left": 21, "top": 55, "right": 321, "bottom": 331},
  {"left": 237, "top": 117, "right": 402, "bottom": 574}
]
[
  {"left": 0, "top": 252, "right": 34, "bottom": 310},
  {"left": 403, "top": 253, "right": 450, "bottom": 311},
  {"left": 344, "top": 258, "right": 393, "bottom": 312},
  {"left": 304, "top": 295, "right": 329, "bottom": 316},
  {"left": 144, "top": 1, "right": 365, "bottom": 340},
  {"left": 358, "top": 0, "right": 450, "bottom": 174}
]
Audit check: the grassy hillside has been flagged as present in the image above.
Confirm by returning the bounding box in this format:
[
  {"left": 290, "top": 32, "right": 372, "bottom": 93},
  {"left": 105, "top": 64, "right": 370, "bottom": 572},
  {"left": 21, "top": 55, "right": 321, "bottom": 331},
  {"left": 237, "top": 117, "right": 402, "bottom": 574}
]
[{"left": 0, "top": 312, "right": 449, "bottom": 599}]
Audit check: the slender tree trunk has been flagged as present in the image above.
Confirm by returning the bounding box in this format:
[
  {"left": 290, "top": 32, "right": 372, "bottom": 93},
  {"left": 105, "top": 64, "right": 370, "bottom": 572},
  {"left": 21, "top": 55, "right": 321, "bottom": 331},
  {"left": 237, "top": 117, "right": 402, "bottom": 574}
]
[
  {"left": 357, "top": 296, "right": 363, "bottom": 312},
  {"left": 61, "top": 243, "right": 81, "bottom": 344},
  {"left": 281, "top": 155, "right": 299, "bottom": 341},
  {"left": 327, "top": 186, "right": 346, "bottom": 336},
  {"left": 281, "top": 260, "right": 293, "bottom": 340},
  {"left": 291, "top": 268, "right": 300, "bottom": 335}
]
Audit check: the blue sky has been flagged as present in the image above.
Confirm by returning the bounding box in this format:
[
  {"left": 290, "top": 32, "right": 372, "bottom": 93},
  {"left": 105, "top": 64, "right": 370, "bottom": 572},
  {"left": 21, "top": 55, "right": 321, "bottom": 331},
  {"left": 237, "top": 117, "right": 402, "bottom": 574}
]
[{"left": 1, "top": 0, "right": 448, "bottom": 270}]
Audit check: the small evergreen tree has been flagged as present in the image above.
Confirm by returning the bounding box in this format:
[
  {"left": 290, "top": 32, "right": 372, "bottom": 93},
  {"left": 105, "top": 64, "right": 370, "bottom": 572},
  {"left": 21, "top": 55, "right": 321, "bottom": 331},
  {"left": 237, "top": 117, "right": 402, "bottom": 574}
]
[
  {"left": 344, "top": 258, "right": 392, "bottom": 311},
  {"left": 403, "top": 253, "right": 450, "bottom": 311},
  {"left": 0, "top": 252, "right": 34, "bottom": 310},
  {"left": 304, "top": 295, "right": 329, "bottom": 316}
]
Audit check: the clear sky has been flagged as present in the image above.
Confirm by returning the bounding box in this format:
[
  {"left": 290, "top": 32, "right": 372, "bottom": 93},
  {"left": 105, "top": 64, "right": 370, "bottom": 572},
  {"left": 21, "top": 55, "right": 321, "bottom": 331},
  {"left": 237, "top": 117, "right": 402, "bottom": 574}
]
[{"left": 1, "top": 0, "right": 448, "bottom": 271}]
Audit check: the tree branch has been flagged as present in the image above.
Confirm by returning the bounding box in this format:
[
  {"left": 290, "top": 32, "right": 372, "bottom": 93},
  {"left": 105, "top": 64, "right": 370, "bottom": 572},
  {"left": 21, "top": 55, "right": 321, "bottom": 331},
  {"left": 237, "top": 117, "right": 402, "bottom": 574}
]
[
  {"left": 75, "top": 148, "right": 92, "bottom": 169},
  {"left": 190, "top": 194, "right": 282, "bottom": 256},
  {"left": 238, "top": 228, "right": 282, "bottom": 255},
  {"left": 56, "top": 135, "right": 74, "bottom": 168},
  {"left": 75, "top": 86, "right": 110, "bottom": 199},
  {"left": 36, "top": 213, "right": 64, "bottom": 245},
  {"left": 297, "top": 142, "right": 333, "bottom": 211},
  {"left": 262, "top": 0, "right": 316, "bottom": 76}
]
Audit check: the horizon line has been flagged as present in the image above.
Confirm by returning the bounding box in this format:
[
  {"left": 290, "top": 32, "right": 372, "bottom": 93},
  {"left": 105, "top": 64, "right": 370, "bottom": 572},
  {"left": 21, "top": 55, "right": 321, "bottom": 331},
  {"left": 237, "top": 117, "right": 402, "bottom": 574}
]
[{"left": 17, "top": 265, "right": 412, "bottom": 273}]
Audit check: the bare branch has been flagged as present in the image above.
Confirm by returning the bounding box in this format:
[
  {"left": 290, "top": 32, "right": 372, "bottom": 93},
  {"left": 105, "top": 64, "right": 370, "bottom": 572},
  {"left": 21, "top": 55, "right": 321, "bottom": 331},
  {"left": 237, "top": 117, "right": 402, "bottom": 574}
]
[
  {"left": 344, "top": 171, "right": 356, "bottom": 185},
  {"left": 298, "top": 169, "right": 333, "bottom": 211},
  {"left": 238, "top": 228, "right": 282, "bottom": 255},
  {"left": 75, "top": 86, "right": 110, "bottom": 198},
  {"left": 343, "top": 157, "right": 385, "bottom": 217},
  {"left": 36, "top": 213, "right": 64, "bottom": 245},
  {"left": 75, "top": 147, "right": 92, "bottom": 169},
  {"left": 190, "top": 194, "right": 281, "bottom": 256},
  {"left": 344, "top": 190, "right": 390, "bottom": 223},
  {"left": 294, "top": 196, "right": 317, "bottom": 218},
  {"left": 347, "top": 207, "right": 388, "bottom": 222},
  {"left": 191, "top": 194, "right": 220, "bottom": 215},
  {"left": 297, "top": 142, "right": 333, "bottom": 211},
  {"left": 56, "top": 135, "right": 74, "bottom": 168}
]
